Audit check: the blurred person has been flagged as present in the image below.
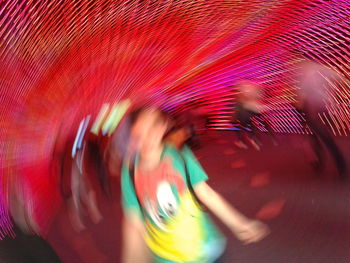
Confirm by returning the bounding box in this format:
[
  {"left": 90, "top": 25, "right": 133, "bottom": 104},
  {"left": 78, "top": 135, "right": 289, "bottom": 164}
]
[
  {"left": 176, "top": 104, "right": 210, "bottom": 150},
  {"left": 54, "top": 130, "right": 110, "bottom": 262},
  {"left": 232, "top": 80, "right": 276, "bottom": 150},
  {"left": 294, "top": 59, "right": 347, "bottom": 180},
  {"left": 108, "top": 115, "right": 133, "bottom": 177},
  {"left": 55, "top": 119, "right": 110, "bottom": 232},
  {"left": 177, "top": 105, "right": 201, "bottom": 149},
  {"left": 68, "top": 141, "right": 103, "bottom": 232},
  {"left": 192, "top": 107, "right": 211, "bottom": 139},
  {"left": 121, "top": 107, "right": 269, "bottom": 263},
  {"left": 108, "top": 107, "right": 159, "bottom": 176},
  {"left": 88, "top": 135, "right": 112, "bottom": 198}
]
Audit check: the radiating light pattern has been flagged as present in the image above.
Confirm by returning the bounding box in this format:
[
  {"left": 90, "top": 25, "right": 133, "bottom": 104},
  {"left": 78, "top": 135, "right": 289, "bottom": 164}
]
[{"left": 0, "top": 0, "right": 349, "bottom": 238}]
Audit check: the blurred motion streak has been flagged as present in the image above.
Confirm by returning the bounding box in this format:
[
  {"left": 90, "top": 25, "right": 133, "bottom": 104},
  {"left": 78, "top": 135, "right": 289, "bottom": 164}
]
[{"left": 0, "top": 0, "right": 348, "bottom": 248}]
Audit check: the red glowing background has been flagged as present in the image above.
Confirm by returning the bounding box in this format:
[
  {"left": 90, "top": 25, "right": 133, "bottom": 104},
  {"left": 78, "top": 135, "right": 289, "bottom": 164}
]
[{"left": 0, "top": 0, "right": 349, "bottom": 236}]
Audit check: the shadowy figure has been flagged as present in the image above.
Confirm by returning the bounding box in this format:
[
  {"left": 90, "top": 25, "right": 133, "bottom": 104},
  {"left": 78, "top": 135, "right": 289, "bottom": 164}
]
[
  {"left": 174, "top": 101, "right": 211, "bottom": 150},
  {"left": 232, "top": 80, "right": 277, "bottom": 150},
  {"left": 295, "top": 60, "right": 347, "bottom": 180}
]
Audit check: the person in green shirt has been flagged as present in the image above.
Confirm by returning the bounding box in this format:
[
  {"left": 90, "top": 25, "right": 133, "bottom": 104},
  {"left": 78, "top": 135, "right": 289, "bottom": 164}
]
[{"left": 121, "top": 107, "right": 269, "bottom": 263}]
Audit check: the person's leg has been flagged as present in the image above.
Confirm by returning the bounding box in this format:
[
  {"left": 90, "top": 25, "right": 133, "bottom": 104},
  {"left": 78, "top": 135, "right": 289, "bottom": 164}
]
[
  {"left": 245, "top": 112, "right": 260, "bottom": 150},
  {"left": 68, "top": 163, "right": 86, "bottom": 232},
  {"left": 311, "top": 120, "right": 347, "bottom": 179},
  {"left": 86, "top": 189, "right": 103, "bottom": 224},
  {"left": 309, "top": 133, "right": 325, "bottom": 172},
  {"left": 80, "top": 173, "right": 103, "bottom": 224},
  {"left": 234, "top": 107, "right": 249, "bottom": 149},
  {"left": 305, "top": 117, "right": 326, "bottom": 173}
]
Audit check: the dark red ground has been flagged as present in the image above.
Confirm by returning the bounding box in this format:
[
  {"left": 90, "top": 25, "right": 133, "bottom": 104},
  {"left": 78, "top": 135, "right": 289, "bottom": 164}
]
[{"left": 47, "top": 131, "right": 350, "bottom": 263}]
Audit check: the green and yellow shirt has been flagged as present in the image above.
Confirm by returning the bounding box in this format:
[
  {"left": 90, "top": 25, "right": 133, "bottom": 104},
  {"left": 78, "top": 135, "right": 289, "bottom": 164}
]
[{"left": 121, "top": 145, "right": 226, "bottom": 263}]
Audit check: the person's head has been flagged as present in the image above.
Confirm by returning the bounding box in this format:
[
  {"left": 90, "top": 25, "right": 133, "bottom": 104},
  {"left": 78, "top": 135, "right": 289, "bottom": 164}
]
[
  {"left": 233, "top": 79, "right": 262, "bottom": 102},
  {"left": 130, "top": 107, "right": 170, "bottom": 158}
]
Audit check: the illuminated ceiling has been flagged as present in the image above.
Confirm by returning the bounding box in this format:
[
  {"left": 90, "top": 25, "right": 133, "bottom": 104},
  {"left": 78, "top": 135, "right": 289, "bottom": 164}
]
[{"left": 0, "top": 0, "right": 349, "bottom": 236}]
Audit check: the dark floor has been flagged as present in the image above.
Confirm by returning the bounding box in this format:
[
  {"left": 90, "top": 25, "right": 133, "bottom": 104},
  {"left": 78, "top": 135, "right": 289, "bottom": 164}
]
[{"left": 46, "top": 131, "right": 350, "bottom": 263}]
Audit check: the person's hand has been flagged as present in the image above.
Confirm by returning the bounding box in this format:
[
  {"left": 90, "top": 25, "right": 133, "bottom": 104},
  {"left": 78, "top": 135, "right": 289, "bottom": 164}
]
[{"left": 232, "top": 219, "right": 270, "bottom": 244}]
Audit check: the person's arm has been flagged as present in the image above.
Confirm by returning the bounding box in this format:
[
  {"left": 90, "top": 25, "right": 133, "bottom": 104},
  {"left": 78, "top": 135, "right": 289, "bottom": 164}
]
[
  {"left": 121, "top": 212, "right": 151, "bottom": 263},
  {"left": 120, "top": 164, "right": 151, "bottom": 262},
  {"left": 180, "top": 146, "right": 269, "bottom": 243},
  {"left": 195, "top": 182, "right": 269, "bottom": 244}
]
